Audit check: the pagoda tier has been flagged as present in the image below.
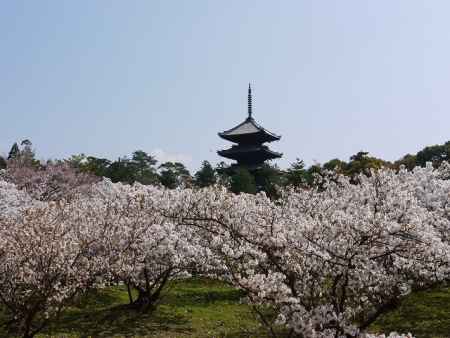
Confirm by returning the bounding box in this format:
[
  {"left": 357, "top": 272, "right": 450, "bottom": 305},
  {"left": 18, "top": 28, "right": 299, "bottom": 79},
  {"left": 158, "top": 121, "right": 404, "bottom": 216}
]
[
  {"left": 218, "top": 145, "right": 282, "bottom": 165},
  {"left": 217, "top": 84, "right": 282, "bottom": 168},
  {"left": 218, "top": 117, "right": 280, "bottom": 144}
]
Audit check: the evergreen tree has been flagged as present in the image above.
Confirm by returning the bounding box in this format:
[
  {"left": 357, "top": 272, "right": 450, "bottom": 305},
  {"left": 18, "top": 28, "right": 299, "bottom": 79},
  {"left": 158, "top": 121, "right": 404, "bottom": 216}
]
[
  {"left": 84, "top": 156, "right": 112, "bottom": 177},
  {"left": 159, "top": 168, "right": 177, "bottom": 189},
  {"left": 20, "top": 139, "right": 36, "bottom": 165},
  {"left": 416, "top": 141, "right": 450, "bottom": 167},
  {"left": 66, "top": 154, "right": 87, "bottom": 169},
  {"left": 345, "top": 151, "right": 390, "bottom": 177},
  {"left": 158, "top": 162, "right": 191, "bottom": 189},
  {"left": 393, "top": 154, "right": 417, "bottom": 171},
  {"left": 230, "top": 167, "right": 256, "bottom": 194},
  {"left": 254, "top": 164, "right": 282, "bottom": 198},
  {"left": 284, "top": 159, "right": 308, "bottom": 187},
  {"left": 7, "top": 142, "right": 20, "bottom": 160},
  {"left": 107, "top": 157, "right": 135, "bottom": 184},
  {"left": 194, "top": 161, "right": 216, "bottom": 188},
  {"left": 215, "top": 161, "right": 231, "bottom": 186},
  {"left": 7, "top": 140, "right": 38, "bottom": 166},
  {"left": 322, "top": 158, "right": 347, "bottom": 173},
  {"left": 130, "top": 150, "right": 158, "bottom": 185}
]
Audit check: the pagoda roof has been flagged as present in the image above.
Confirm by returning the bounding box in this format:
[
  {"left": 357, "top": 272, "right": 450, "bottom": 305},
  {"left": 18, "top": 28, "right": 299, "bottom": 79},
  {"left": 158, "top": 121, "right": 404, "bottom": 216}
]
[
  {"left": 218, "top": 117, "right": 281, "bottom": 143},
  {"left": 217, "top": 144, "right": 282, "bottom": 162}
]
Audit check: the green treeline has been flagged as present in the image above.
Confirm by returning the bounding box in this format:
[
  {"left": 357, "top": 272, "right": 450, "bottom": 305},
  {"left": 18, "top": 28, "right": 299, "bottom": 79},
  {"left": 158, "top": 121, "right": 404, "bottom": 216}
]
[{"left": 1, "top": 140, "right": 449, "bottom": 196}]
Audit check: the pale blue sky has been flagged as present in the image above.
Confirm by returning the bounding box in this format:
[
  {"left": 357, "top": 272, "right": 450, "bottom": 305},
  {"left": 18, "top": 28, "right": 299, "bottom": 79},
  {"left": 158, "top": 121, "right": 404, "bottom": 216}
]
[{"left": 1, "top": 1, "right": 449, "bottom": 171}]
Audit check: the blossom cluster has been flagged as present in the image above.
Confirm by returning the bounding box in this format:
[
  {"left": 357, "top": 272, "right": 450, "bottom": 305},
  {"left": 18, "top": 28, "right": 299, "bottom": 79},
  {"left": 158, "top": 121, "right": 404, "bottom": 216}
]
[
  {"left": 171, "top": 164, "right": 449, "bottom": 337},
  {"left": 1, "top": 161, "right": 98, "bottom": 201},
  {"left": 0, "top": 163, "right": 448, "bottom": 338}
]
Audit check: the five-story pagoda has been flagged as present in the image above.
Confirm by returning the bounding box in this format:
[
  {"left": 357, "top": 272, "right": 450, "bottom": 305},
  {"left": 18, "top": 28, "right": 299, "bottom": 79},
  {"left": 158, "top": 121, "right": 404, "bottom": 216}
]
[{"left": 218, "top": 85, "right": 282, "bottom": 169}]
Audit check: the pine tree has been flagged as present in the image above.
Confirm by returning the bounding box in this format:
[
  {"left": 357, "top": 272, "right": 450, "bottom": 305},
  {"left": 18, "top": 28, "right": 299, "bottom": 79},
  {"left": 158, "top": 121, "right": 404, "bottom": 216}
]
[
  {"left": 194, "top": 161, "right": 216, "bottom": 188},
  {"left": 230, "top": 167, "right": 256, "bottom": 194},
  {"left": 7, "top": 142, "right": 20, "bottom": 160}
]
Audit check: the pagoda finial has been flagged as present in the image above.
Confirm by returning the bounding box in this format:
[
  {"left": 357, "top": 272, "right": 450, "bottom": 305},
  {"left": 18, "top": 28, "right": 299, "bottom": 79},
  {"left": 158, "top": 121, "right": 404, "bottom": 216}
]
[{"left": 248, "top": 83, "right": 252, "bottom": 118}]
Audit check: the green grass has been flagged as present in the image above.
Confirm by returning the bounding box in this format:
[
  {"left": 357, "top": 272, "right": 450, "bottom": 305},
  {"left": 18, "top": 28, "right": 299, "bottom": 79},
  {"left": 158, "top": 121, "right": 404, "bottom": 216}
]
[
  {"left": 370, "top": 285, "right": 450, "bottom": 338},
  {"left": 1, "top": 279, "right": 449, "bottom": 337},
  {"left": 38, "top": 278, "right": 268, "bottom": 338}
]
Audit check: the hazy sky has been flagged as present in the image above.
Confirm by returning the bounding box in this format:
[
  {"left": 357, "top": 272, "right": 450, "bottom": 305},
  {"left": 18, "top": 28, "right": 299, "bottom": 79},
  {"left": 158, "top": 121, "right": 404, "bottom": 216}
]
[{"left": 1, "top": 1, "right": 449, "bottom": 171}]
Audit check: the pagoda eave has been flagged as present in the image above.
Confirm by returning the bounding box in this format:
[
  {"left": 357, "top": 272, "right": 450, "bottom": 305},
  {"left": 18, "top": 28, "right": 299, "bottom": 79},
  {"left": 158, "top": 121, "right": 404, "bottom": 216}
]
[
  {"left": 217, "top": 148, "right": 282, "bottom": 162},
  {"left": 218, "top": 131, "right": 280, "bottom": 144},
  {"left": 219, "top": 117, "right": 280, "bottom": 143}
]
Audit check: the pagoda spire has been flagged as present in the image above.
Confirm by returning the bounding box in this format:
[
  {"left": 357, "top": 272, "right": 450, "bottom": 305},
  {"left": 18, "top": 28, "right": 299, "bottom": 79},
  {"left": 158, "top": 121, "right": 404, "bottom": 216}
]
[
  {"left": 218, "top": 84, "right": 282, "bottom": 169},
  {"left": 248, "top": 83, "right": 252, "bottom": 118}
]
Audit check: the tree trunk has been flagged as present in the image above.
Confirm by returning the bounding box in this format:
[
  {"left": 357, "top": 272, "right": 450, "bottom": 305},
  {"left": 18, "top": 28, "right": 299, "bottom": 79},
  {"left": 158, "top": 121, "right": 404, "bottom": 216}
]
[
  {"left": 126, "top": 282, "right": 134, "bottom": 305},
  {"left": 130, "top": 270, "right": 172, "bottom": 312},
  {"left": 131, "top": 289, "right": 155, "bottom": 312}
]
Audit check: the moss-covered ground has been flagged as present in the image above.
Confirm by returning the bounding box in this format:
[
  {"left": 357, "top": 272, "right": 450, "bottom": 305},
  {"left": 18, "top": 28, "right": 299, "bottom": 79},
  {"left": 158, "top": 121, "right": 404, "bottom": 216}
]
[{"left": 1, "top": 279, "right": 449, "bottom": 338}]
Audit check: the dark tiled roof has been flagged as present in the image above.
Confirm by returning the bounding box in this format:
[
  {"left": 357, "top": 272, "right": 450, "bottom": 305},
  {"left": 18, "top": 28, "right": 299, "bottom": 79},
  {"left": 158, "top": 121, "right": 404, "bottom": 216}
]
[
  {"left": 218, "top": 144, "right": 282, "bottom": 160},
  {"left": 218, "top": 117, "right": 281, "bottom": 143}
]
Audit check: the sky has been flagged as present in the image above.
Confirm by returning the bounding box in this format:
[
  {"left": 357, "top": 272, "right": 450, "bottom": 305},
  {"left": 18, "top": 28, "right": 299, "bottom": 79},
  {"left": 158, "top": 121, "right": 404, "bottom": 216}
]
[{"left": 1, "top": 1, "right": 449, "bottom": 172}]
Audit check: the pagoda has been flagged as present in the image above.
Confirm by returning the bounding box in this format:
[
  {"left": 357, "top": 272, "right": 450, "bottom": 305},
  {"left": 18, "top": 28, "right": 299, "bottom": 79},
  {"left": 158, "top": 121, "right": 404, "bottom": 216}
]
[{"left": 218, "top": 85, "right": 282, "bottom": 169}]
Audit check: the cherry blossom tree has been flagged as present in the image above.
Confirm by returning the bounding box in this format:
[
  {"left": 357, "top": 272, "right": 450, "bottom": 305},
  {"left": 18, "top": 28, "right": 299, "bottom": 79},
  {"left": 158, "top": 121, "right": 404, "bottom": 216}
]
[
  {"left": 172, "top": 163, "right": 449, "bottom": 337},
  {"left": 2, "top": 161, "right": 98, "bottom": 202},
  {"left": 0, "top": 200, "right": 97, "bottom": 338},
  {"left": 72, "top": 179, "right": 210, "bottom": 311},
  {"left": 0, "top": 162, "right": 448, "bottom": 338},
  {"left": 0, "top": 180, "right": 37, "bottom": 219}
]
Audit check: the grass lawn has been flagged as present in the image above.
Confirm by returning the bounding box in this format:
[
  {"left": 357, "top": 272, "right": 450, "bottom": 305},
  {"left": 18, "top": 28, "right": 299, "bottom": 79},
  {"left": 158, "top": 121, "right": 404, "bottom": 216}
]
[
  {"left": 371, "top": 285, "right": 450, "bottom": 338},
  {"left": 1, "top": 279, "right": 449, "bottom": 338},
  {"left": 35, "top": 278, "right": 267, "bottom": 338}
]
